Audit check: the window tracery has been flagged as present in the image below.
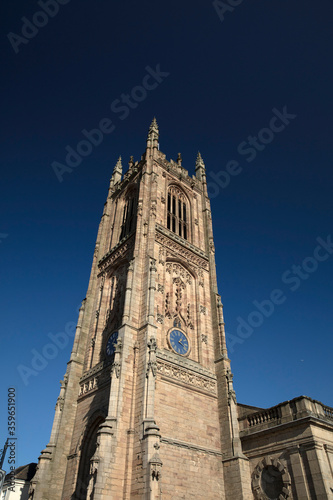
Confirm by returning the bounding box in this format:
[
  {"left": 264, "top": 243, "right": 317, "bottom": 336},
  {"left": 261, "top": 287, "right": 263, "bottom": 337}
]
[{"left": 167, "top": 186, "right": 189, "bottom": 240}]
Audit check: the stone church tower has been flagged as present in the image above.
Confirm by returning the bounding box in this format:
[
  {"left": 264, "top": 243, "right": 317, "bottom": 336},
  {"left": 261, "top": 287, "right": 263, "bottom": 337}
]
[{"left": 30, "top": 119, "right": 253, "bottom": 499}]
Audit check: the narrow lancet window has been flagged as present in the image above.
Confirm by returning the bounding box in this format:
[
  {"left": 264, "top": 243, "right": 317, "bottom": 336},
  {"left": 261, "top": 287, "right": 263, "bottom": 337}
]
[{"left": 120, "top": 190, "right": 137, "bottom": 240}]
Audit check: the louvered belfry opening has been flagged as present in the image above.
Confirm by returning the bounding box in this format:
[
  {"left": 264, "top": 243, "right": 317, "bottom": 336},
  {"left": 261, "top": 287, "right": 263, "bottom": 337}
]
[{"left": 167, "top": 185, "right": 188, "bottom": 240}]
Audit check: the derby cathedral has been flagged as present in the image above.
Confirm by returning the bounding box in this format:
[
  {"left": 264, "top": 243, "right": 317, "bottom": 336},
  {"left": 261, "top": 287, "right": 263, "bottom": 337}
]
[{"left": 29, "top": 120, "right": 333, "bottom": 500}]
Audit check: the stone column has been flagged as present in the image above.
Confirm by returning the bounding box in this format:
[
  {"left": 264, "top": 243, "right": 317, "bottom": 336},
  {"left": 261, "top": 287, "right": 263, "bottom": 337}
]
[
  {"left": 148, "top": 258, "right": 157, "bottom": 324},
  {"left": 216, "top": 295, "right": 227, "bottom": 359},
  {"left": 122, "top": 259, "right": 134, "bottom": 324},
  {"left": 225, "top": 368, "right": 243, "bottom": 457},
  {"left": 288, "top": 445, "right": 311, "bottom": 498},
  {"left": 301, "top": 441, "right": 333, "bottom": 499},
  {"left": 89, "top": 275, "right": 105, "bottom": 368},
  {"left": 324, "top": 444, "right": 333, "bottom": 479}
]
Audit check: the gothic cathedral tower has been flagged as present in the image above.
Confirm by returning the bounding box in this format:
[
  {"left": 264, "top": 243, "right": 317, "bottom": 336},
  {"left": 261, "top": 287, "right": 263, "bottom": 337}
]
[{"left": 31, "top": 119, "right": 252, "bottom": 499}]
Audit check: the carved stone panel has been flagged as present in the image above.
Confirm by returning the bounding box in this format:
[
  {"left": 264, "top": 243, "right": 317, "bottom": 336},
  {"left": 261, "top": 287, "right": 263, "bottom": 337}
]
[{"left": 163, "top": 261, "right": 195, "bottom": 330}]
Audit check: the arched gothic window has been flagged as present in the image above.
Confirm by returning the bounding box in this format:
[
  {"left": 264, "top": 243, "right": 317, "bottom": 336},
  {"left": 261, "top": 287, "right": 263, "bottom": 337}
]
[
  {"left": 120, "top": 190, "right": 137, "bottom": 240},
  {"left": 167, "top": 186, "right": 189, "bottom": 240}
]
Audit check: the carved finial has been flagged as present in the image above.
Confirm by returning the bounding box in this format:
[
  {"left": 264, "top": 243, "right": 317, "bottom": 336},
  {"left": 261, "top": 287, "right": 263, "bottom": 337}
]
[
  {"left": 195, "top": 151, "right": 206, "bottom": 181},
  {"left": 148, "top": 117, "right": 159, "bottom": 136},
  {"left": 111, "top": 156, "right": 123, "bottom": 185},
  {"left": 177, "top": 152, "right": 182, "bottom": 167},
  {"left": 128, "top": 155, "right": 134, "bottom": 170},
  {"left": 196, "top": 151, "right": 205, "bottom": 168},
  {"left": 114, "top": 156, "right": 122, "bottom": 173},
  {"left": 147, "top": 118, "right": 159, "bottom": 151}
]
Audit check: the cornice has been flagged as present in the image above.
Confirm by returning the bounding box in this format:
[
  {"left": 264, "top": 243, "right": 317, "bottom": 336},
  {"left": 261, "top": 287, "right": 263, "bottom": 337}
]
[{"left": 156, "top": 349, "right": 217, "bottom": 395}]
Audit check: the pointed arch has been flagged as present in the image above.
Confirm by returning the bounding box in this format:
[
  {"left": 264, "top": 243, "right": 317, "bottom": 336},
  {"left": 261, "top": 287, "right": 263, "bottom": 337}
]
[
  {"left": 165, "top": 256, "right": 198, "bottom": 280},
  {"left": 73, "top": 413, "right": 105, "bottom": 500}
]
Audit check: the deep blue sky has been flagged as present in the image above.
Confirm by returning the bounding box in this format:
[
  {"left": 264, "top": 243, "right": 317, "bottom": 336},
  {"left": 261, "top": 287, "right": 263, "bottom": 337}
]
[{"left": 1, "top": 0, "right": 333, "bottom": 469}]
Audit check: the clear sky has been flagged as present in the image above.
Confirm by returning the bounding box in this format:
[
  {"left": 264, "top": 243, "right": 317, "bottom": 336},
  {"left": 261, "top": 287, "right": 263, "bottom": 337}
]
[{"left": 1, "top": 0, "right": 333, "bottom": 470}]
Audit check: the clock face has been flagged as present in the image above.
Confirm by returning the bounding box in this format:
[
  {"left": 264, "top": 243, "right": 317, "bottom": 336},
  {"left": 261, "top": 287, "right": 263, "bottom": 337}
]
[
  {"left": 106, "top": 331, "right": 118, "bottom": 357},
  {"left": 169, "top": 329, "right": 189, "bottom": 356}
]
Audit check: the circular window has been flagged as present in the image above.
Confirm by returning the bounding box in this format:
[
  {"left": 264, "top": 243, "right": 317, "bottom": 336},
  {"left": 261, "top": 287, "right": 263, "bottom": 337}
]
[
  {"left": 261, "top": 465, "right": 284, "bottom": 499},
  {"left": 252, "top": 457, "right": 291, "bottom": 500}
]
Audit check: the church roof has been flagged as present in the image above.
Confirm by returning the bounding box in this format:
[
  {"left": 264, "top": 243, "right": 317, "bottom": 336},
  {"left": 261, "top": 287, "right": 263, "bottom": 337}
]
[{"left": 5, "top": 462, "right": 37, "bottom": 482}]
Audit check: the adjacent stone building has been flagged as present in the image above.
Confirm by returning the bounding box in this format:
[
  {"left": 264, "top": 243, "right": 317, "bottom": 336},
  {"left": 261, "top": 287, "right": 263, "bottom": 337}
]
[
  {"left": 2, "top": 463, "right": 36, "bottom": 500},
  {"left": 30, "top": 120, "right": 333, "bottom": 499},
  {"left": 239, "top": 397, "right": 333, "bottom": 499}
]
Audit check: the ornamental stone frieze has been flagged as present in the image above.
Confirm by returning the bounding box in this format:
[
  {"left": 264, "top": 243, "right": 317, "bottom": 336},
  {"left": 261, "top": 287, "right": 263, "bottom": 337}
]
[{"left": 156, "top": 349, "right": 217, "bottom": 395}]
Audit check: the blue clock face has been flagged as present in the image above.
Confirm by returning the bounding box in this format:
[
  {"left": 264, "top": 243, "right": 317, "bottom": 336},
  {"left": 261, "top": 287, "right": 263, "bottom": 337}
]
[
  {"left": 106, "top": 331, "right": 118, "bottom": 356},
  {"left": 169, "top": 329, "right": 189, "bottom": 356}
]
